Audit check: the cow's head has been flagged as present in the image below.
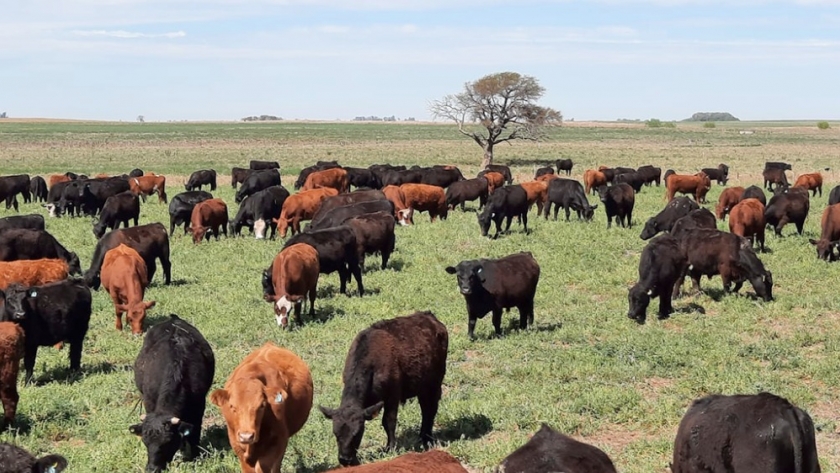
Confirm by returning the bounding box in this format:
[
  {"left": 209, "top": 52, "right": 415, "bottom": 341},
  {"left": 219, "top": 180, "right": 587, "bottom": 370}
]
[
  {"left": 190, "top": 225, "right": 209, "bottom": 244},
  {"left": 84, "top": 270, "right": 101, "bottom": 291},
  {"left": 597, "top": 186, "right": 610, "bottom": 203},
  {"left": 129, "top": 414, "right": 194, "bottom": 473},
  {"left": 43, "top": 203, "right": 59, "bottom": 217},
  {"left": 582, "top": 203, "right": 597, "bottom": 221},
  {"left": 67, "top": 252, "right": 82, "bottom": 275},
  {"left": 640, "top": 219, "right": 659, "bottom": 240},
  {"left": 120, "top": 300, "right": 155, "bottom": 334},
  {"left": 0, "top": 284, "right": 34, "bottom": 322},
  {"left": 477, "top": 208, "right": 493, "bottom": 237},
  {"left": 273, "top": 295, "right": 303, "bottom": 328},
  {"left": 211, "top": 380, "right": 287, "bottom": 448},
  {"left": 809, "top": 238, "right": 840, "bottom": 261},
  {"left": 274, "top": 217, "right": 289, "bottom": 238},
  {"left": 445, "top": 261, "right": 485, "bottom": 295},
  {"left": 92, "top": 219, "right": 107, "bottom": 239},
  {"left": 627, "top": 284, "right": 651, "bottom": 324},
  {"left": 751, "top": 269, "right": 774, "bottom": 302},
  {"left": 396, "top": 208, "right": 412, "bottom": 226},
  {"left": 319, "top": 401, "right": 383, "bottom": 467}
]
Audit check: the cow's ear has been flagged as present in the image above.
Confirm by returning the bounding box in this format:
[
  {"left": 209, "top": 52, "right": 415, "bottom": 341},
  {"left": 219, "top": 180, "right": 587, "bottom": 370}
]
[
  {"left": 808, "top": 238, "right": 818, "bottom": 246},
  {"left": 177, "top": 421, "right": 194, "bottom": 438},
  {"left": 444, "top": 266, "right": 457, "bottom": 275},
  {"left": 364, "top": 402, "right": 384, "bottom": 420},
  {"left": 129, "top": 424, "right": 143, "bottom": 436},
  {"left": 474, "top": 265, "right": 486, "bottom": 282},
  {"left": 319, "top": 405, "right": 337, "bottom": 419},
  {"left": 209, "top": 389, "right": 229, "bottom": 407}
]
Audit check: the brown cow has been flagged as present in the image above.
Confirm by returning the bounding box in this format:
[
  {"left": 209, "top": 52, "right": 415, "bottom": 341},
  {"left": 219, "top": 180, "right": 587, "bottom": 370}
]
[
  {"left": 0, "top": 259, "right": 68, "bottom": 290},
  {"left": 129, "top": 174, "right": 168, "bottom": 203},
  {"left": 263, "top": 244, "right": 319, "bottom": 328},
  {"left": 210, "top": 343, "right": 313, "bottom": 473},
  {"left": 715, "top": 186, "right": 745, "bottom": 220},
  {"left": 809, "top": 203, "right": 840, "bottom": 260},
  {"left": 666, "top": 172, "right": 711, "bottom": 203},
  {"left": 48, "top": 174, "right": 71, "bottom": 188},
  {"left": 535, "top": 174, "right": 561, "bottom": 183},
  {"left": 189, "top": 198, "right": 228, "bottom": 244},
  {"left": 101, "top": 244, "right": 154, "bottom": 334},
  {"left": 0, "top": 322, "right": 24, "bottom": 429},
  {"left": 302, "top": 168, "right": 349, "bottom": 193},
  {"left": 520, "top": 181, "right": 549, "bottom": 214},
  {"left": 482, "top": 171, "right": 506, "bottom": 193},
  {"left": 323, "top": 450, "right": 468, "bottom": 473},
  {"left": 275, "top": 187, "right": 339, "bottom": 237},
  {"left": 399, "top": 183, "right": 448, "bottom": 223},
  {"left": 794, "top": 172, "right": 823, "bottom": 197},
  {"left": 583, "top": 169, "right": 607, "bottom": 194},
  {"left": 382, "top": 185, "right": 410, "bottom": 225},
  {"left": 729, "top": 198, "right": 766, "bottom": 252}
]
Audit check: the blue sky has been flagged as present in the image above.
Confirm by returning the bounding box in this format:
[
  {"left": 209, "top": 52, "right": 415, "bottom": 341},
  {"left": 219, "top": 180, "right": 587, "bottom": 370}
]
[{"left": 2, "top": 0, "right": 839, "bottom": 121}]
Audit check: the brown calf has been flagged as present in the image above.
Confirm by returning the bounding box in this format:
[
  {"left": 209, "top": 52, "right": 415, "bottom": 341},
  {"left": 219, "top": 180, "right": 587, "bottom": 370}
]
[
  {"left": 520, "top": 181, "right": 549, "bottom": 214},
  {"left": 794, "top": 172, "right": 823, "bottom": 197},
  {"left": 809, "top": 203, "right": 840, "bottom": 260},
  {"left": 48, "top": 174, "right": 71, "bottom": 188},
  {"left": 324, "top": 450, "right": 468, "bottom": 473},
  {"left": 275, "top": 188, "right": 339, "bottom": 237},
  {"left": 101, "top": 244, "right": 155, "bottom": 334},
  {"left": 0, "top": 322, "right": 24, "bottom": 428},
  {"left": 399, "top": 183, "right": 448, "bottom": 223},
  {"left": 584, "top": 169, "right": 607, "bottom": 194},
  {"left": 302, "top": 168, "right": 349, "bottom": 193},
  {"left": 729, "top": 198, "right": 766, "bottom": 252},
  {"left": 129, "top": 174, "right": 168, "bottom": 203},
  {"left": 715, "top": 186, "right": 745, "bottom": 220},
  {"left": 190, "top": 198, "right": 229, "bottom": 244},
  {"left": 264, "top": 244, "right": 319, "bottom": 328},
  {"left": 482, "top": 171, "right": 506, "bottom": 193},
  {"left": 0, "top": 259, "right": 68, "bottom": 290},
  {"left": 666, "top": 172, "right": 711, "bottom": 203}
]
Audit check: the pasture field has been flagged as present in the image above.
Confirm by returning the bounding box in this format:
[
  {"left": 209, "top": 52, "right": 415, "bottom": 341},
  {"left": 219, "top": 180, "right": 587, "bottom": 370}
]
[{"left": 0, "top": 120, "right": 839, "bottom": 472}]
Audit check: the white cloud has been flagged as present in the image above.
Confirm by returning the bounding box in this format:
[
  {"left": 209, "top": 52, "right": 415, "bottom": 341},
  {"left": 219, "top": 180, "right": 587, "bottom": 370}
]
[{"left": 72, "top": 30, "right": 187, "bottom": 38}]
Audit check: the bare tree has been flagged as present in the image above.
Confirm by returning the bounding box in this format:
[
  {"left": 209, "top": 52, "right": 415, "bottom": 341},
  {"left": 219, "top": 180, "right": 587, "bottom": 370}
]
[
  {"left": 137, "top": 115, "right": 145, "bottom": 123},
  {"left": 430, "top": 72, "right": 561, "bottom": 168}
]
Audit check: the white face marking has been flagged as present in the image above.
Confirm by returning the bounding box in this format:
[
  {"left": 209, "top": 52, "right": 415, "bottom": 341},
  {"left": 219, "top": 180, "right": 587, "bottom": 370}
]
[
  {"left": 254, "top": 219, "right": 266, "bottom": 239},
  {"left": 275, "top": 296, "right": 292, "bottom": 327},
  {"left": 47, "top": 204, "right": 56, "bottom": 217}
]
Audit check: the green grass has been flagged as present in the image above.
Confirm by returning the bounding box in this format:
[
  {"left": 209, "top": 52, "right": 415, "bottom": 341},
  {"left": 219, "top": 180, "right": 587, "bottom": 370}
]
[{"left": 0, "top": 121, "right": 838, "bottom": 472}]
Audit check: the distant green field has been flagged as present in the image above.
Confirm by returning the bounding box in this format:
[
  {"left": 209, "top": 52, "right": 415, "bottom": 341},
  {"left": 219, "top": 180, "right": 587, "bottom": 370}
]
[{"left": 0, "top": 121, "right": 838, "bottom": 472}]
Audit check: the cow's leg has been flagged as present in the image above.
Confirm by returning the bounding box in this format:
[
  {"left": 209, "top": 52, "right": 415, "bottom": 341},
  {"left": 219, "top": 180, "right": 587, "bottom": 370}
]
[
  {"left": 69, "top": 338, "right": 83, "bottom": 372},
  {"left": 689, "top": 272, "right": 702, "bottom": 294},
  {"left": 795, "top": 219, "right": 805, "bottom": 235},
  {"left": 351, "top": 262, "right": 364, "bottom": 296},
  {"left": 491, "top": 309, "right": 503, "bottom": 337},
  {"left": 493, "top": 217, "right": 502, "bottom": 239},
  {"left": 672, "top": 266, "right": 688, "bottom": 299},
  {"left": 146, "top": 258, "right": 158, "bottom": 283},
  {"left": 112, "top": 296, "right": 124, "bottom": 331},
  {"left": 338, "top": 265, "right": 349, "bottom": 295},
  {"left": 564, "top": 206, "right": 571, "bottom": 221},
  {"left": 521, "top": 211, "right": 529, "bottom": 234},
  {"left": 775, "top": 217, "right": 789, "bottom": 237},
  {"left": 658, "top": 288, "right": 674, "bottom": 319},
  {"left": 160, "top": 255, "right": 172, "bottom": 285},
  {"left": 23, "top": 344, "right": 37, "bottom": 385},
  {"left": 606, "top": 214, "right": 613, "bottom": 229},
  {"left": 308, "top": 286, "right": 317, "bottom": 316},
  {"left": 381, "top": 403, "right": 399, "bottom": 450},
  {"left": 1, "top": 383, "right": 19, "bottom": 427},
  {"left": 418, "top": 387, "right": 441, "bottom": 448},
  {"left": 504, "top": 215, "right": 513, "bottom": 233}
]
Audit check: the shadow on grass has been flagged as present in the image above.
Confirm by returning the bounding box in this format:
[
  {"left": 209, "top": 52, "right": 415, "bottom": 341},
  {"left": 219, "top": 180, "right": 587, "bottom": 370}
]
[
  {"left": 199, "top": 424, "right": 230, "bottom": 453},
  {"left": 3, "top": 413, "right": 33, "bottom": 435},
  {"left": 145, "top": 313, "right": 176, "bottom": 328},
  {"left": 306, "top": 305, "right": 346, "bottom": 326},
  {"left": 35, "top": 361, "right": 128, "bottom": 385},
  {"left": 288, "top": 446, "right": 335, "bottom": 473},
  {"left": 676, "top": 302, "right": 706, "bottom": 315},
  {"left": 393, "top": 413, "right": 493, "bottom": 454},
  {"left": 386, "top": 258, "right": 409, "bottom": 272},
  {"left": 161, "top": 278, "right": 191, "bottom": 287}
]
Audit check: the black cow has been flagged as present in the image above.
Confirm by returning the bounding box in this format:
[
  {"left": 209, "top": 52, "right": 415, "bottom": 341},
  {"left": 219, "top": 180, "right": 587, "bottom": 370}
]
[
  {"left": 763, "top": 168, "right": 789, "bottom": 191},
  {"left": 556, "top": 159, "right": 573, "bottom": 176},
  {"left": 499, "top": 424, "right": 618, "bottom": 473},
  {"left": 185, "top": 169, "right": 217, "bottom": 191},
  {"left": 381, "top": 169, "right": 422, "bottom": 187},
  {"left": 93, "top": 191, "right": 140, "bottom": 238},
  {"left": 613, "top": 171, "right": 645, "bottom": 192},
  {"left": 230, "top": 167, "right": 251, "bottom": 189},
  {"left": 445, "top": 252, "right": 540, "bottom": 338},
  {"left": 672, "top": 393, "right": 820, "bottom": 473},
  {"left": 828, "top": 185, "right": 840, "bottom": 206},
  {"left": 83, "top": 178, "right": 131, "bottom": 216},
  {"left": 418, "top": 167, "right": 464, "bottom": 188},
  {"left": 129, "top": 169, "right": 144, "bottom": 178},
  {"left": 0, "top": 229, "right": 81, "bottom": 274},
  {"left": 741, "top": 185, "right": 767, "bottom": 206},
  {"left": 0, "top": 175, "right": 31, "bottom": 211},
  {"left": 600, "top": 167, "right": 634, "bottom": 183},
  {"left": 700, "top": 163, "right": 729, "bottom": 185},
  {"left": 168, "top": 191, "right": 213, "bottom": 236},
  {"left": 241, "top": 186, "right": 290, "bottom": 240},
  {"left": 484, "top": 164, "right": 513, "bottom": 184},
  {"left": 310, "top": 189, "right": 387, "bottom": 224},
  {"left": 54, "top": 179, "right": 90, "bottom": 217},
  {"left": 628, "top": 235, "right": 688, "bottom": 324},
  {"left": 29, "top": 176, "right": 48, "bottom": 203},
  {"left": 249, "top": 160, "right": 280, "bottom": 171},
  {"left": 765, "top": 161, "right": 792, "bottom": 171},
  {"left": 445, "top": 177, "right": 490, "bottom": 211},
  {"left": 294, "top": 161, "right": 341, "bottom": 189},
  {"left": 0, "top": 443, "right": 68, "bottom": 473},
  {"left": 670, "top": 208, "right": 717, "bottom": 237},
  {"left": 636, "top": 165, "right": 662, "bottom": 186},
  {"left": 229, "top": 200, "right": 255, "bottom": 237},
  {"left": 478, "top": 185, "right": 530, "bottom": 238},
  {"left": 307, "top": 199, "right": 394, "bottom": 232},
  {"left": 535, "top": 166, "right": 555, "bottom": 178},
  {"left": 284, "top": 226, "right": 364, "bottom": 296},
  {"left": 599, "top": 183, "right": 635, "bottom": 228},
  {"left": 130, "top": 314, "right": 215, "bottom": 473},
  {"left": 543, "top": 178, "right": 597, "bottom": 221},
  {"left": 0, "top": 280, "right": 92, "bottom": 384},
  {"left": 319, "top": 311, "right": 447, "bottom": 467},
  {"left": 640, "top": 197, "right": 700, "bottom": 240},
  {"left": 234, "top": 170, "right": 281, "bottom": 204},
  {"left": 764, "top": 187, "right": 810, "bottom": 236},
  {"left": 45, "top": 181, "right": 74, "bottom": 217},
  {"left": 345, "top": 211, "right": 396, "bottom": 270},
  {"left": 344, "top": 167, "right": 382, "bottom": 189},
  {"left": 0, "top": 214, "right": 45, "bottom": 232},
  {"left": 85, "top": 223, "right": 172, "bottom": 289}
]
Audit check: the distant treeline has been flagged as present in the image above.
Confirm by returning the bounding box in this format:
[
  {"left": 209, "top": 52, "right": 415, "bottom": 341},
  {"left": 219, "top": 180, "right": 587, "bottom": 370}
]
[
  {"left": 683, "top": 112, "right": 739, "bottom": 122},
  {"left": 241, "top": 115, "right": 282, "bottom": 122}
]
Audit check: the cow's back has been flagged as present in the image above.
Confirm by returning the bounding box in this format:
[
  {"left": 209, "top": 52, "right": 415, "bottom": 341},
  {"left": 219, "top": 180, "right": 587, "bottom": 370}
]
[
  {"left": 325, "top": 450, "right": 467, "bottom": 472},
  {"left": 499, "top": 424, "right": 617, "bottom": 473},
  {"left": 481, "top": 253, "right": 540, "bottom": 303},
  {"left": 0, "top": 259, "right": 68, "bottom": 290}
]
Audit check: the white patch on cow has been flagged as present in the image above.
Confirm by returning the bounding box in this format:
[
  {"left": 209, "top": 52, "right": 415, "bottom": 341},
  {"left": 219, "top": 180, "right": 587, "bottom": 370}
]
[
  {"left": 688, "top": 264, "right": 694, "bottom": 271},
  {"left": 275, "top": 296, "right": 292, "bottom": 327},
  {"left": 133, "top": 178, "right": 140, "bottom": 186},
  {"left": 254, "top": 219, "right": 266, "bottom": 239},
  {"left": 646, "top": 289, "right": 653, "bottom": 296},
  {"left": 46, "top": 204, "right": 57, "bottom": 217}
]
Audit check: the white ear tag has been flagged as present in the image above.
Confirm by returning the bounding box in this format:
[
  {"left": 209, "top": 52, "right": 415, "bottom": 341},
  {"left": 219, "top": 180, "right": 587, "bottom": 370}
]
[
  {"left": 274, "top": 393, "right": 284, "bottom": 404},
  {"left": 29, "top": 290, "right": 38, "bottom": 297},
  {"left": 646, "top": 289, "right": 653, "bottom": 296}
]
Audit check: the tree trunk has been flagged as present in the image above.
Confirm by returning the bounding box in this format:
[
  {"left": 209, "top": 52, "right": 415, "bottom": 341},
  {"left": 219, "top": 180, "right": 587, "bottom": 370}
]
[{"left": 481, "top": 143, "right": 494, "bottom": 169}]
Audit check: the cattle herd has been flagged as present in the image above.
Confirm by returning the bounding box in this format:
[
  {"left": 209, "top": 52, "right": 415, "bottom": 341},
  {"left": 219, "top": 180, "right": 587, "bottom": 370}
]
[{"left": 0, "top": 157, "right": 829, "bottom": 473}]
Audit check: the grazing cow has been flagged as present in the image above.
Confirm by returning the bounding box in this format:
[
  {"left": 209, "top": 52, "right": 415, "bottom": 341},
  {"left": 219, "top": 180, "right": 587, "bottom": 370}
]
[
  {"left": 715, "top": 186, "right": 745, "bottom": 220},
  {"left": 249, "top": 160, "right": 280, "bottom": 171},
  {"left": 741, "top": 185, "right": 767, "bottom": 206},
  {"left": 345, "top": 211, "right": 396, "bottom": 270},
  {"left": 640, "top": 197, "right": 700, "bottom": 240},
  {"left": 284, "top": 226, "right": 364, "bottom": 296},
  {"left": 765, "top": 161, "right": 792, "bottom": 171},
  {"left": 235, "top": 170, "right": 281, "bottom": 204},
  {"left": 0, "top": 259, "right": 68, "bottom": 290},
  {"left": 613, "top": 171, "right": 645, "bottom": 192},
  {"left": 129, "top": 168, "right": 144, "bottom": 177},
  {"left": 671, "top": 393, "right": 820, "bottom": 473},
  {"left": 478, "top": 186, "right": 530, "bottom": 238},
  {"left": 808, "top": 203, "right": 840, "bottom": 260},
  {"left": 368, "top": 164, "right": 405, "bottom": 186},
  {"left": 45, "top": 181, "right": 75, "bottom": 217},
  {"left": 185, "top": 169, "right": 217, "bottom": 191},
  {"left": 666, "top": 172, "right": 712, "bottom": 203},
  {"left": 583, "top": 169, "right": 607, "bottom": 194},
  {"left": 262, "top": 244, "right": 319, "bottom": 328},
  {"left": 663, "top": 169, "right": 675, "bottom": 185},
  {"left": 211, "top": 343, "right": 313, "bottom": 473},
  {"left": 382, "top": 185, "right": 410, "bottom": 225},
  {"left": 381, "top": 169, "right": 423, "bottom": 187},
  {"left": 85, "top": 223, "right": 172, "bottom": 290},
  {"left": 446, "top": 252, "right": 540, "bottom": 338},
  {"left": 598, "top": 166, "right": 634, "bottom": 183},
  {"left": 320, "top": 312, "right": 447, "bottom": 467},
  {"left": 535, "top": 166, "right": 555, "bottom": 178},
  {"left": 93, "top": 191, "right": 140, "bottom": 238},
  {"left": 418, "top": 167, "right": 465, "bottom": 188},
  {"left": 130, "top": 315, "right": 215, "bottom": 472},
  {"left": 543, "top": 178, "right": 597, "bottom": 221},
  {"left": 520, "top": 181, "right": 549, "bottom": 214},
  {"left": 673, "top": 229, "right": 773, "bottom": 301},
  {"left": 556, "top": 158, "right": 574, "bottom": 176},
  {"left": 0, "top": 175, "right": 31, "bottom": 210},
  {"left": 0, "top": 322, "right": 24, "bottom": 429},
  {"left": 307, "top": 200, "right": 394, "bottom": 232},
  {"left": 294, "top": 161, "right": 341, "bottom": 189},
  {"left": 764, "top": 187, "right": 810, "bottom": 236},
  {"left": 478, "top": 171, "right": 506, "bottom": 193},
  {"left": 763, "top": 167, "right": 789, "bottom": 191},
  {"left": 499, "top": 424, "right": 618, "bottom": 473},
  {"left": 130, "top": 174, "right": 168, "bottom": 203},
  {"left": 242, "top": 186, "right": 289, "bottom": 240},
  {"left": 701, "top": 163, "right": 730, "bottom": 185},
  {"left": 311, "top": 189, "right": 387, "bottom": 223},
  {"left": 0, "top": 229, "right": 81, "bottom": 275},
  {"left": 189, "top": 198, "right": 228, "bottom": 244},
  {"left": 0, "top": 443, "right": 67, "bottom": 473},
  {"left": 78, "top": 177, "right": 132, "bottom": 217},
  {"left": 0, "top": 214, "right": 45, "bottom": 232},
  {"left": 345, "top": 167, "right": 382, "bottom": 189},
  {"left": 729, "top": 198, "right": 766, "bottom": 252},
  {"left": 636, "top": 165, "right": 662, "bottom": 186},
  {"left": 302, "top": 168, "right": 350, "bottom": 194},
  {"left": 484, "top": 164, "right": 513, "bottom": 184},
  {"left": 168, "top": 191, "right": 213, "bottom": 236},
  {"left": 230, "top": 167, "right": 251, "bottom": 189},
  {"left": 0, "top": 280, "right": 92, "bottom": 384},
  {"left": 599, "top": 183, "right": 635, "bottom": 228},
  {"left": 48, "top": 174, "right": 72, "bottom": 188},
  {"left": 794, "top": 172, "right": 823, "bottom": 197},
  {"left": 101, "top": 244, "right": 154, "bottom": 334},
  {"left": 829, "top": 185, "right": 840, "bottom": 205},
  {"left": 276, "top": 187, "right": 339, "bottom": 237},
  {"left": 446, "top": 177, "right": 490, "bottom": 211},
  {"left": 324, "top": 450, "right": 467, "bottom": 473},
  {"left": 399, "top": 183, "right": 448, "bottom": 223},
  {"left": 670, "top": 209, "right": 717, "bottom": 237},
  {"left": 628, "top": 235, "right": 687, "bottom": 324},
  {"left": 29, "top": 176, "right": 47, "bottom": 203}
]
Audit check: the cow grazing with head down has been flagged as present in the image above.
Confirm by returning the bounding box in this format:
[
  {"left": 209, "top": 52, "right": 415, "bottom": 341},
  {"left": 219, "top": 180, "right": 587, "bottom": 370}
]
[
  {"left": 93, "top": 191, "right": 141, "bottom": 238},
  {"left": 715, "top": 186, "right": 745, "bottom": 220},
  {"left": 764, "top": 187, "right": 810, "bottom": 236},
  {"left": 700, "top": 163, "right": 729, "bottom": 185},
  {"left": 0, "top": 214, "right": 45, "bottom": 233},
  {"left": 185, "top": 169, "right": 217, "bottom": 191},
  {"left": 240, "top": 186, "right": 289, "bottom": 240},
  {"left": 302, "top": 168, "right": 350, "bottom": 194},
  {"left": 295, "top": 161, "right": 341, "bottom": 190},
  {"left": 729, "top": 198, "right": 766, "bottom": 252},
  {"left": 808, "top": 203, "right": 840, "bottom": 260},
  {"left": 671, "top": 392, "right": 821, "bottom": 473},
  {"left": 763, "top": 167, "right": 789, "bottom": 191},
  {"left": 189, "top": 198, "right": 228, "bottom": 244},
  {"left": 543, "top": 178, "right": 597, "bottom": 221},
  {"left": 484, "top": 164, "right": 513, "bottom": 184},
  {"left": 320, "top": 311, "right": 448, "bottom": 467},
  {"left": 324, "top": 450, "right": 468, "bottom": 473},
  {"left": 249, "top": 160, "right": 280, "bottom": 171},
  {"left": 101, "top": 244, "right": 154, "bottom": 334},
  {"left": 583, "top": 169, "right": 607, "bottom": 194},
  {"left": 130, "top": 174, "right": 168, "bottom": 204},
  {"left": 262, "top": 244, "right": 319, "bottom": 328},
  {"left": 0, "top": 229, "right": 81, "bottom": 275},
  {"left": 211, "top": 343, "right": 313, "bottom": 473},
  {"left": 85, "top": 223, "right": 172, "bottom": 290},
  {"left": 0, "top": 259, "right": 68, "bottom": 291},
  {"left": 382, "top": 185, "right": 410, "bottom": 225},
  {"left": 599, "top": 183, "right": 635, "bottom": 228},
  {"left": 307, "top": 199, "right": 394, "bottom": 232},
  {"left": 478, "top": 171, "right": 506, "bottom": 193},
  {"left": 399, "top": 183, "right": 448, "bottom": 223},
  {"left": 130, "top": 314, "right": 214, "bottom": 473},
  {"left": 520, "top": 181, "right": 549, "bottom": 214},
  {"left": 498, "top": 424, "right": 618, "bottom": 473},
  {"left": 477, "top": 185, "right": 530, "bottom": 238},
  {"left": 741, "top": 185, "right": 767, "bottom": 206},
  {"left": 0, "top": 322, "right": 24, "bottom": 429},
  {"left": 284, "top": 226, "right": 364, "bottom": 296},
  {"left": 794, "top": 172, "right": 823, "bottom": 197},
  {"left": 0, "top": 175, "right": 31, "bottom": 211},
  {"left": 666, "top": 172, "right": 711, "bottom": 203},
  {"left": 670, "top": 208, "right": 717, "bottom": 237},
  {"left": 636, "top": 165, "right": 662, "bottom": 186},
  {"left": 628, "top": 235, "right": 688, "bottom": 324},
  {"left": 445, "top": 177, "right": 490, "bottom": 211},
  {"left": 0, "top": 443, "right": 68, "bottom": 473},
  {"left": 235, "top": 170, "right": 281, "bottom": 204},
  {"left": 640, "top": 197, "right": 700, "bottom": 240},
  {"left": 613, "top": 171, "right": 645, "bottom": 192},
  {"left": 345, "top": 211, "right": 396, "bottom": 270},
  {"left": 168, "top": 191, "right": 213, "bottom": 236},
  {"left": 275, "top": 187, "right": 339, "bottom": 237}
]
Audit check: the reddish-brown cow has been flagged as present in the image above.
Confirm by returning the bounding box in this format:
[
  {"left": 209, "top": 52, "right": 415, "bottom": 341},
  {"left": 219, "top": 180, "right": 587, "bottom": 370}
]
[
  {"left": 275, "top": 187, "right": 339, "bottom": 237},
  {"left": 584, "top": 169, "right": 607, "bottom": 194},
  {"left": 101, "top": 244, "right": 155, "bottom": 334},
  {"left": 535, "top": 174, "right": 560, "bottom": 183},
  {"left": 794, "top": 172, "right": 823, "bottom": 197},
  {"left": 129, "top": 174, "right": 168, "bottom": 203},
  {"left": 399, "top": 183, "right": 448, "bottom": 223},
  {"left": 482, "top": 171, "right": 506, "bottom": 193},
  {"left": 520, "top": 181, "right": 549, "bottom": 214},
  {"left": 666, "top": 172, "right": 711, "bottom": 203},
  {"left": 715, "top": 186, "right": 745, "bottom": 220},
  {"left": 302, "top": 168, "right": 349, "bottom": 193},
  {"left": 190, "top": 198, "right": 229, "bottom": 244},
  {"left": 729, "top": 198, "right": 766, "bottom": 252},
  {"left": 264, "top": 244, "right": 319, "bottom": 328},
  {"left": 324, "top": 450, "right": 468, "bottom": 473},
  {"left": 382, "top": 185, "right": 410, "bottom": 225},
  {"left": 809, "top": 203, "right": 840, "bottom": 260},
  {"left": 48, "top": 174, "right": 71, "bottom": 188},
  {"left": 0, "top": 322, "right": 24, "bottom": 429},
  {"left": 0, "top": 259, "right": 68, "bottom": 290}
]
